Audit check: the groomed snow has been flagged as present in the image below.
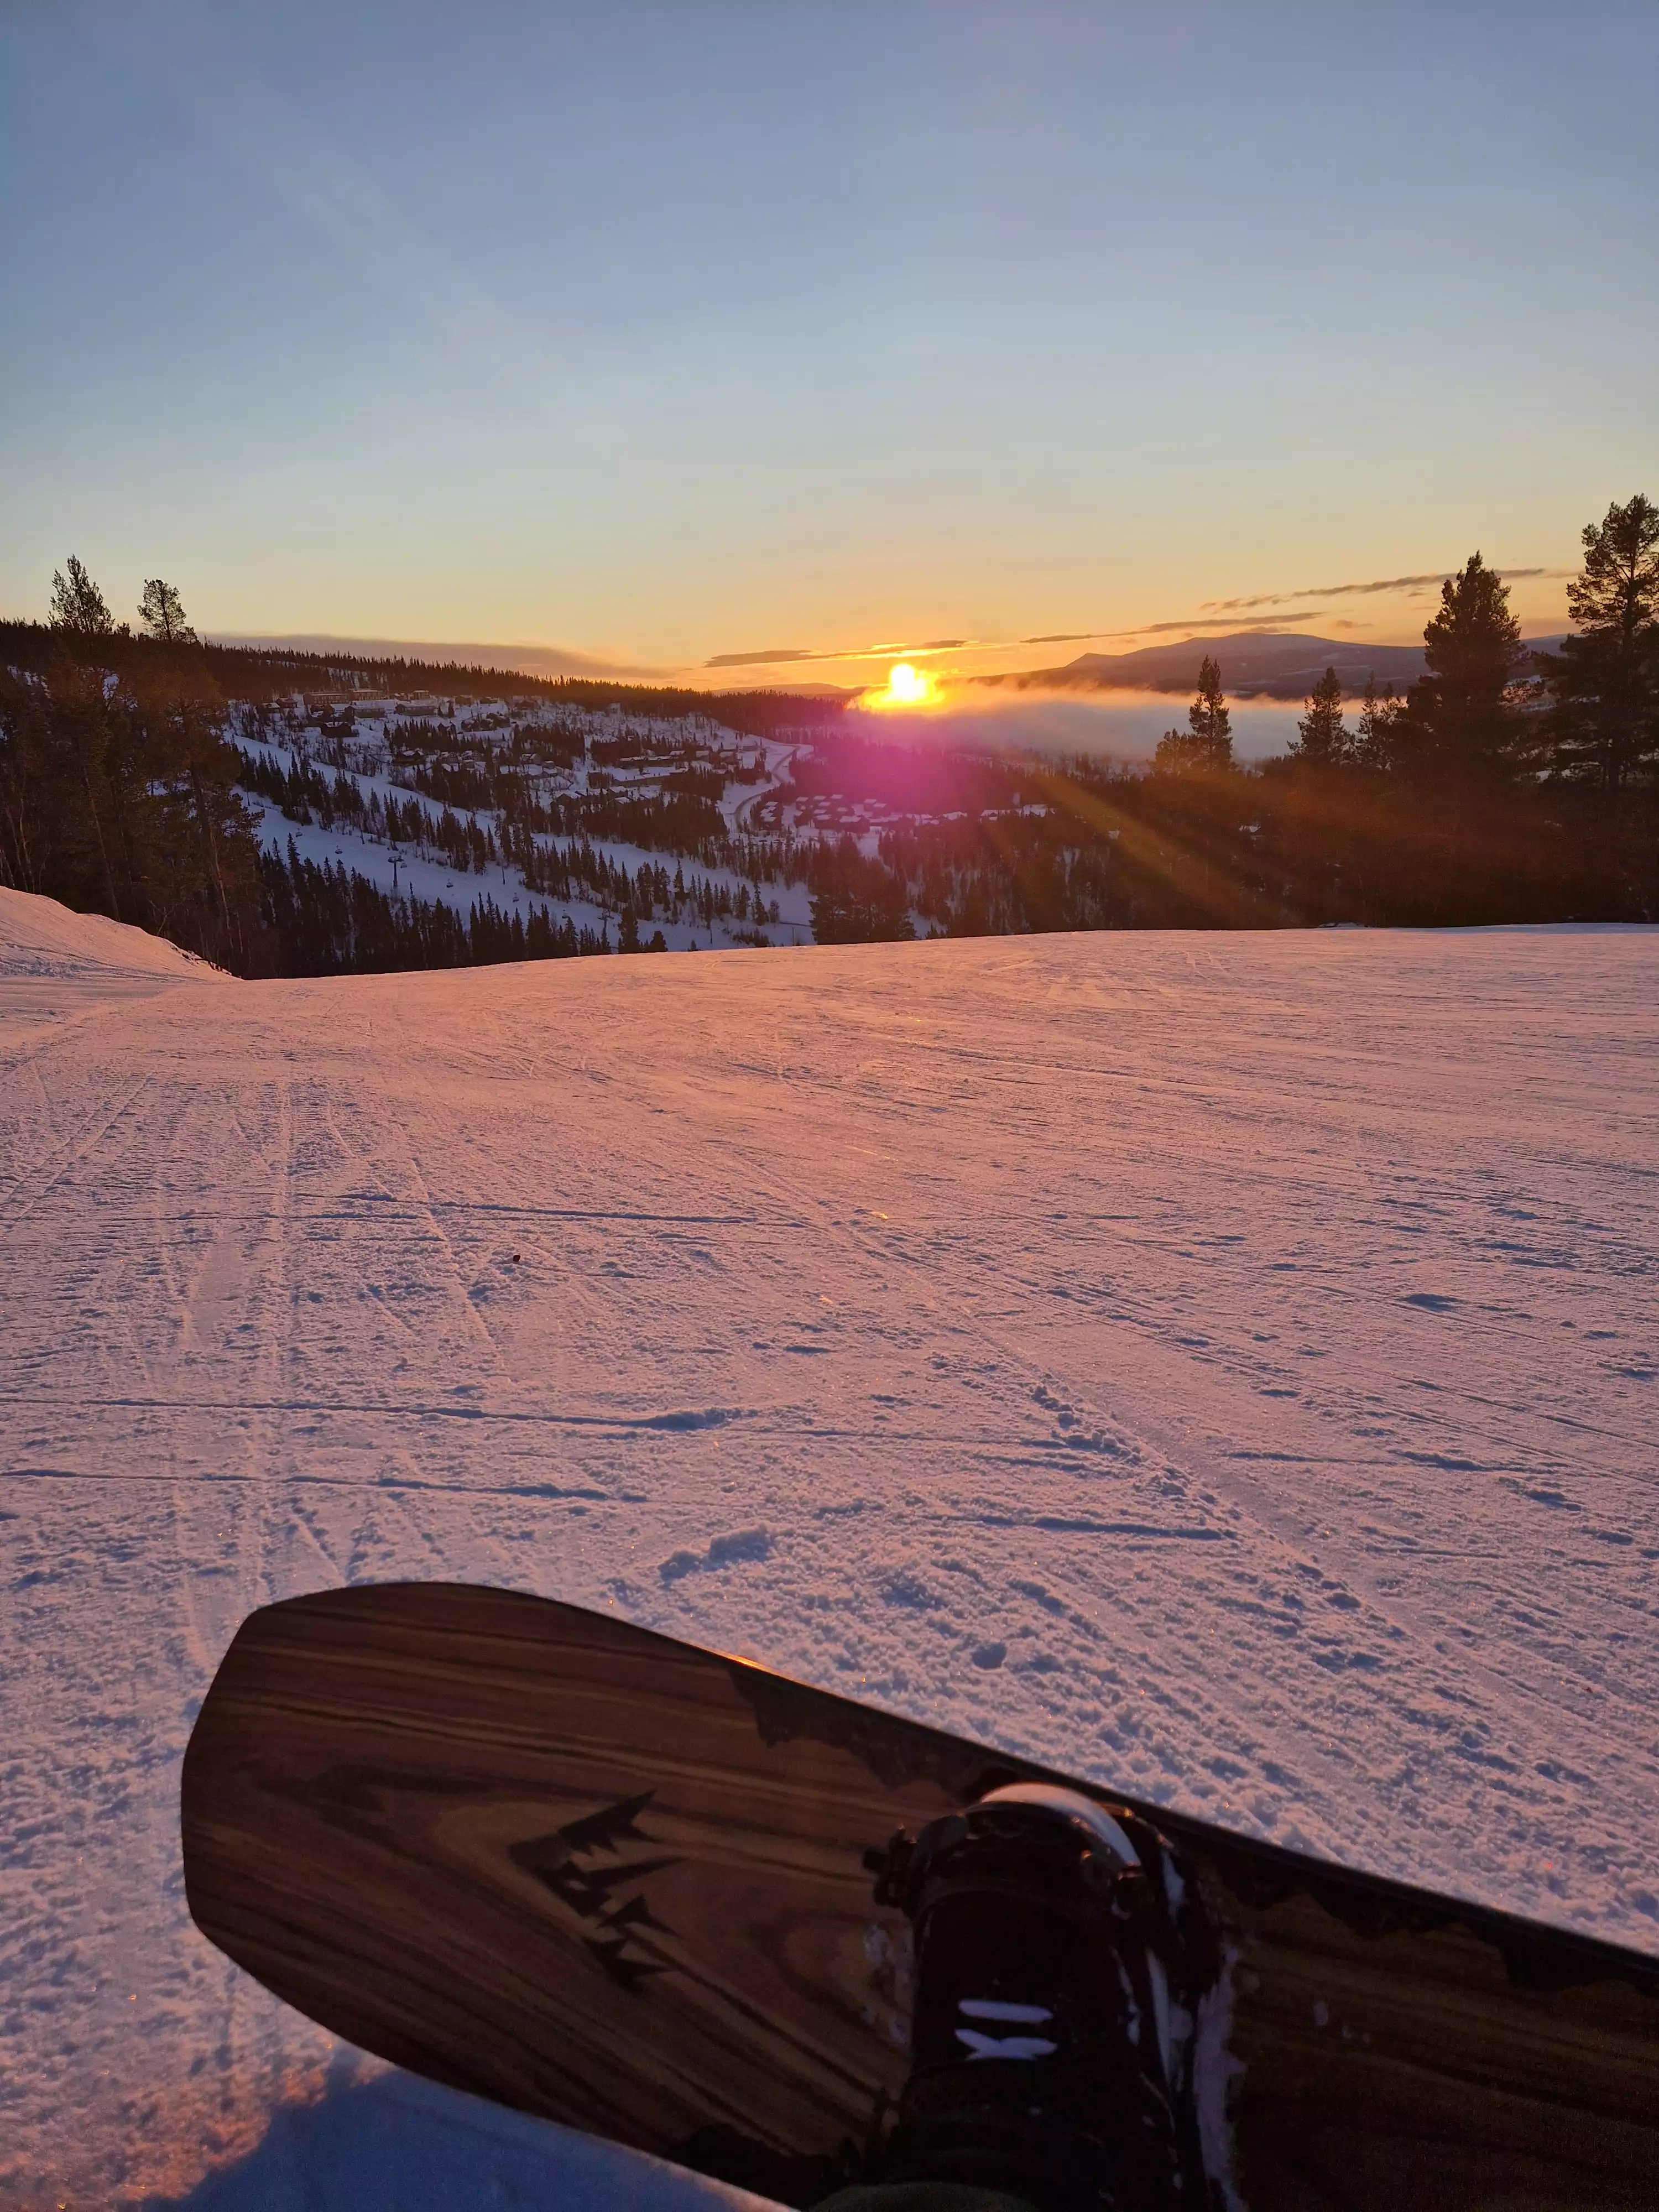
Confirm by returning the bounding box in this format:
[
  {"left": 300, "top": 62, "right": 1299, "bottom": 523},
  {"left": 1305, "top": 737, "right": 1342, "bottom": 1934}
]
[{"left": 2, "top": 900, "right": 1657, "bottom": 2206}]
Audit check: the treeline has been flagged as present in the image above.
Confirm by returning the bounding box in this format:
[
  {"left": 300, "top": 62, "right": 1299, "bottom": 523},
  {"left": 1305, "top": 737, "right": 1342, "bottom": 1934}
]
[
  {"left": 512, "top": 833, "right": 782, "bottom": 933},
  {"left": 0, "top": 617, "right": 844, "bottom": 739},
  {"left": 0, "top": 566, "right": 262, "bottom": 969},
  {"left": 237, "top": 746, "right": 503, "bottom": 874},
  {"left": 811, "top": 502, "right": 1659, "bottom": 936},
  {"left": 1150, "top": 503, "right": 1658, "bottom": 794},
  {"left": 861, "top": 771, "right": 1655, "bottom": 934},
  {"left": 0, "top": 562, "right": 790, "bottom": 973},
  {"left": 254, "top": 838, "right": 781, "bottom": 968},
  {"left": 259, "top": 842, "right": 613, "bottom": 973},
  {"left": 544, "top": 681, "right": 842, "bottom": 740}
]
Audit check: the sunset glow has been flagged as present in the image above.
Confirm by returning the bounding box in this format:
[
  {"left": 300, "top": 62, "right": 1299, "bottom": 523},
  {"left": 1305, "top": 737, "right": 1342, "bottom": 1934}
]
[{"left": 880, "top": 661, "right": 933, "bottom": 707}]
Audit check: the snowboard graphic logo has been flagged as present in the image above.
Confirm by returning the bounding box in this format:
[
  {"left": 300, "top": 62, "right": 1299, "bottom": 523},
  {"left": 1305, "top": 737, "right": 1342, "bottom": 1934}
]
[{"left": 510, "top": 1791, "right": 680, "bottom": 1992}]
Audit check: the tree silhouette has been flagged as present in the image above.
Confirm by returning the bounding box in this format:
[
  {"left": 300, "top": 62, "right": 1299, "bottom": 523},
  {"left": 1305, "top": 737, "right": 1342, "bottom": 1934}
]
[
  {"left": 1536, "top": 495, "right": 1659, "bottom": 790},
  {"left": 1352, "top": 676, "right": 1400, "bottom": 771},
  {"left": 138, "top": 578, "right": 198, "bottom": 647},
  {"left": 1, "top": 562, "right": 259, "bottom": 966},
  {"left": 1155, "top": 655, "right": 1233, "bottom": 771},
  {"left": 1292, "top": 666, "right": 1349, "bottom": 766},
  {"left": 1392, "top": 555, "right": 1531, "bottom": 785},
  {"left": 49, "top": 556, "right": 116, "bottom": 641}
]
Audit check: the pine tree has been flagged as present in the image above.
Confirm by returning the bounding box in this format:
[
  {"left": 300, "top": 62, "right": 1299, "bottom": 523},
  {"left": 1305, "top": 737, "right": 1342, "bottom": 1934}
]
[
  {"left": 1292, "top": 666, "right": 1349, "bottom": 765},
  {"left": 1392, "top": 555, "right": 1533, "bottom": 785},
  {"left": 49, "top": 556, "right": 116, "bottom": 641},
  {"left": 6, "top": 561, "right": 261, "bottom": 964},
  {"left": 1535, "top": 494, "right": 1659, "bottom": 790},
  {"left": 1154, "top": 655, "right": 1234, "bottom": 771},
  {"left": 1190, "top": 654, "right": 1232, "bottom": 763},
  {"left": 138, "top": 578, "right": 199, "bottom": 647}
]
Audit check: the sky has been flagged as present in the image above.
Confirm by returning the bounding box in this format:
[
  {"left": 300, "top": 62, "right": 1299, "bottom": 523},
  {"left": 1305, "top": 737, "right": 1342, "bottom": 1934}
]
[{"left": 4, "top": 2, "right": 1658, "bottom": 686}]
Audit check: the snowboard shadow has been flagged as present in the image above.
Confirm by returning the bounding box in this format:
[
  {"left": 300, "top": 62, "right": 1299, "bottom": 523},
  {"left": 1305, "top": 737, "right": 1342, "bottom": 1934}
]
[{"left": 141, "top": 2067, "right": 778, "bottom": 2211}]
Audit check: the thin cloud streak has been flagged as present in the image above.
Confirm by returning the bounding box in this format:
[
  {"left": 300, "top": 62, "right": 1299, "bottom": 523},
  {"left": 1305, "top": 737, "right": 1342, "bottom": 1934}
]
[
  {"left": 1089, "top": 614, "right": 1326, "bottom": 639},
  {"left": 1202, "top": 566, "right": 1571, "bottom": 613},
  {"left": 705, "top": 638, "right": 971, "bottom": 668},
  {"left": 705, "top": 647, "right": 817, "bottom": 667}
]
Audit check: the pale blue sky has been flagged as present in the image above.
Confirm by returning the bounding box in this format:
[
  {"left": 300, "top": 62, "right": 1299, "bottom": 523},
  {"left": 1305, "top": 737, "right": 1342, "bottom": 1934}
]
[{"left": 4, "top": 2, "right": 1656, "bottom": 676}]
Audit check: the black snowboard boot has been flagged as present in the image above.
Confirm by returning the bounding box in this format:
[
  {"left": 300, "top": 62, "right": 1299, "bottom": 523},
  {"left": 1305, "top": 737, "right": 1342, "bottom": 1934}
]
[{"left": 872, "top": 1782, "right": 1215, "bottom": 2212}]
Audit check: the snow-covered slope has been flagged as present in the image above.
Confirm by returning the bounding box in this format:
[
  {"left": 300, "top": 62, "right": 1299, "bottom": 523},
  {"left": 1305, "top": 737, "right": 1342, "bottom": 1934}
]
[
  {"left": 0, "top": 887, "right": 228, "bottom": 1062},
  {"left": 2, "top": 895, "right": 1657, "bottom": 2207},
  {"left": 0, "top": 884, "right": 226, "bottom": 983}
]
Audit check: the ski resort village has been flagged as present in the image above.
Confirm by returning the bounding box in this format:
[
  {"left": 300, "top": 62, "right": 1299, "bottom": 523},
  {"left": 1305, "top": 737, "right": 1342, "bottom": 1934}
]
[{"left": 236, "top": 688, "right": 825, "bottom": 961}]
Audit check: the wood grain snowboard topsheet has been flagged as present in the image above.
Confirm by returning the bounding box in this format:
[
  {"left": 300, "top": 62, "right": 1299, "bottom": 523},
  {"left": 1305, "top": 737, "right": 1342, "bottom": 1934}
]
[{"left": 181, "top": 1582, "right": 1659, "bottom": 2209}]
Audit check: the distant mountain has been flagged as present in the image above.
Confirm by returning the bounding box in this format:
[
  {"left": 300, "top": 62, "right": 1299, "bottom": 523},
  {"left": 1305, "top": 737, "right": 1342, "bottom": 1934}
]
[
  {"left": 983, "top": 632, "right": 1429, "bottom": 700},
  {"left": 982, "top": 629, "right": 1570, "bottom": 701}
]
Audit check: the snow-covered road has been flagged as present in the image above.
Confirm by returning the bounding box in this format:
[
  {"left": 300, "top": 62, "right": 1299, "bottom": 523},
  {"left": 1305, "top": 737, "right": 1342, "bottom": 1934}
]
[{"left": 3, "top": 892, "right": 1657, "bottom": 2206}]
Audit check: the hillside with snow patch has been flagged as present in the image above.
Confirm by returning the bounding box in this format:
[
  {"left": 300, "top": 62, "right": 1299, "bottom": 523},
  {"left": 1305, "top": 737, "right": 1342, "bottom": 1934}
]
[{"left": 233, "top": 694, "right": 831, "bottom": 958}]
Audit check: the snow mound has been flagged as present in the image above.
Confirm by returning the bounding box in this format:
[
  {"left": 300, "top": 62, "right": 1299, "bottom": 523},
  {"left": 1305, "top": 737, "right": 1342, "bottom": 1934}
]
[{"left": 0, "top": 885, "right": 229, "bottom": 983}]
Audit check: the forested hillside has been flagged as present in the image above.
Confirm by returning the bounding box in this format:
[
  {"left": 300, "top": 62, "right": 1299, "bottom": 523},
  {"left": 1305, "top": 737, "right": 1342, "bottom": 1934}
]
[{"left": 3, "top": 499, "right": 1656, "bottom": 975}]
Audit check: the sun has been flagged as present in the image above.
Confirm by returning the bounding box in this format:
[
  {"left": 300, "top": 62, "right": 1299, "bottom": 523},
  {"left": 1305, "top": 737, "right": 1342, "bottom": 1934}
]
[{"left": 884, "top": 661, "right": 931, "bottom": 706}]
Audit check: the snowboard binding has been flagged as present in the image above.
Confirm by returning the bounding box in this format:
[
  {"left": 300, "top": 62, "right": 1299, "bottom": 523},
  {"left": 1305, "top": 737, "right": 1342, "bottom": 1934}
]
[{"left": 863, "top": 1783, "right": 1222, "bottom": 2212}]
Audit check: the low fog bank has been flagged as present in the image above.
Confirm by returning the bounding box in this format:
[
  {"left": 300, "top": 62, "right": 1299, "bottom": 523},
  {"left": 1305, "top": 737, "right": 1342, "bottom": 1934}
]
[{"left": 848, "top": 685, "right": 1305, "bottom": 765}]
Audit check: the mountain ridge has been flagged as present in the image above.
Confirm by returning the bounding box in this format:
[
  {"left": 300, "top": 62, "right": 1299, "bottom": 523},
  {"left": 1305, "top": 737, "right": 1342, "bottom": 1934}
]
[{"left": 980, "top": 629, "right": 1567, "bottom": 700}]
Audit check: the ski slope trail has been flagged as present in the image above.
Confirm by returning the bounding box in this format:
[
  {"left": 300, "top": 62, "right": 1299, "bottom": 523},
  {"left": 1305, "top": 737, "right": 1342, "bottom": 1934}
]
[{"left": 2, "top": 904, "right": 1656, "bottom": 2206}]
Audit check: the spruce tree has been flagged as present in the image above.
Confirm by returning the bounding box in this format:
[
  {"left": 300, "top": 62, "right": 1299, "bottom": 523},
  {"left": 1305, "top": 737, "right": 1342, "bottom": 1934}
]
[
  {"left": 1536, "top": 494, "right": 1659, "bottom": 790},
  {"left": 1292, "top": 666, "right": 1349, "bottom": 765},
  {"left": 1154, "top": 655, "right": 1234, "bottom": 771},
  {"left": 1190, "top": 654, "right": 1232, "bottom": 764},
  {"left": 1392, "top": 555, "right": 1532, "bottom": 785}
]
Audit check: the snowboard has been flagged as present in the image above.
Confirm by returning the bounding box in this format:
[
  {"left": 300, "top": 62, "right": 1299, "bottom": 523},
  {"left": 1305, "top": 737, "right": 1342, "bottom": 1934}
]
[{"left": 181, "top": 1582, "right": 1659, "bottom": 2210}]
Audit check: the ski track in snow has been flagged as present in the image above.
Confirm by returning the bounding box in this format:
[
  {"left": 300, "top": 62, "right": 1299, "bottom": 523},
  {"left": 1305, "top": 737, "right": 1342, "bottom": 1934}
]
[{"left": 2, "top": 888, "right": 1658, "bottom": 2205}]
